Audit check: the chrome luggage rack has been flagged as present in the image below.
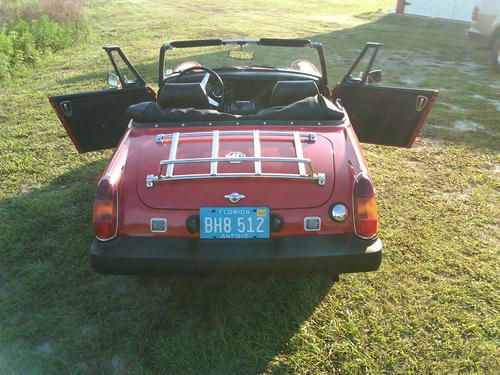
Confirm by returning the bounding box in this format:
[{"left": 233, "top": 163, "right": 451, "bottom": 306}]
[{"left": 145, "top": 130, "right": 326, "bottom": 187}]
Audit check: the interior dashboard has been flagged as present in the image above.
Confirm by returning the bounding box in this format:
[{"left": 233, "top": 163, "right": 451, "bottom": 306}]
[{"left": 164, "top": 69, "right": 323, "bottom": 114}]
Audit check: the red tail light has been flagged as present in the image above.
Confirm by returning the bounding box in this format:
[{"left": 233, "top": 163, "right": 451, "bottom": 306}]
[
  {"left": 92, "top": 177, "right": 117, "bottom": 240},
  {"left": 472, "top": 6, "right": 479, "bottom": 21},
  {"left": 353, "top": 174, "right": 378, "bottom": 239}
]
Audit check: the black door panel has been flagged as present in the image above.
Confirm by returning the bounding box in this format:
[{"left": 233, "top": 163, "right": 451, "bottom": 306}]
[
  {"left": 49, "top": 86, "right": 154, "bottom": 152},
  {"left": 49, "top": 45, "right": 155, "bottom": 153},
  {"left": 333, "top": 43, "right": 438, "bottom": 148},
  {"left": 333, "top": 83, "right": 438, "bottom": 147}
]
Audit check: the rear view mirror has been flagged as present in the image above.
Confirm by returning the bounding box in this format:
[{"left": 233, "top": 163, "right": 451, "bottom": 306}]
[
  {"left": 228, "top": 50, "right": 254, "bottom": 60},
  {"left": 367, "top": 69, "right": 382, "bottom": 83},
  {"left": 106, "top": 72, "right": 121, "bottom": 88}
]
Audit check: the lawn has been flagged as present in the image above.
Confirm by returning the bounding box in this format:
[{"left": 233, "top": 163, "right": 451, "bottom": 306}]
[{"left": 0, "top": 0, "right": 499, "bottom": 374}]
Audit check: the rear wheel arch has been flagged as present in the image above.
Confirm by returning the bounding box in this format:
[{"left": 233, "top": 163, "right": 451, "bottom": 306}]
[{"left": 491, "top": 27, "right": 500, "bottom": 44}]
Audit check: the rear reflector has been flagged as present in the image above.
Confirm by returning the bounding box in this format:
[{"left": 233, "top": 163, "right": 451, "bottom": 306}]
[
  {"left": 92, "top": 177, "right": 117, "bottom": 240},
  {"left": 353, "top": 174, "right": 378, "bottom": 239}
]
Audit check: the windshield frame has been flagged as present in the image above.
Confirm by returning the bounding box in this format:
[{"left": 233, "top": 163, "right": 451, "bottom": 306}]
[{"left": 158, "top": 38, "right": 328, "bottom": 87}]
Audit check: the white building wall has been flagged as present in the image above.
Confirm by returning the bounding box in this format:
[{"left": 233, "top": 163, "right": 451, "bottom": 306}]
[{"left": 403, "top": 0, "right": 475, "bottom": 22}]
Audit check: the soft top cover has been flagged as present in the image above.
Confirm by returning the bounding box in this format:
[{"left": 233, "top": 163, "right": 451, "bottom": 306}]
[{"left": 126, "top": 95, "right": 345, "bottom": 124}]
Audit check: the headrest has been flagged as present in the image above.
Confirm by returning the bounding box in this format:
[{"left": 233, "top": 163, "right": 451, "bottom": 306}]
[
  {"left": 158, "top": 82, "right": 209, "bottom": 109},
  {"left": 270, "top": 80, "right": 320, "bottom": 107}
]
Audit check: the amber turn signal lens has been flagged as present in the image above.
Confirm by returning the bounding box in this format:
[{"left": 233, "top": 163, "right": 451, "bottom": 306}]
[
  {"left": 353, "top": 174, "right": 377, "bottom": 238},
  {"left": 92, "top": 178, "right": 117, "bottom": 240}
]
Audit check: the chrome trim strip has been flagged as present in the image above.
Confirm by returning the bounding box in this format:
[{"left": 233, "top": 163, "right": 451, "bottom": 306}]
[
  {"left": 154, "top": 173, "right": 321, "bottom": 181},
  {"left": 210, "top": 130, "right": 219, "bottom": 176},
  {"left": 293, "top": 131, "right": 306, "bottom": 176},
  {"left": 160, "top": 156, "right": 311, "bottom": 165},
  {"left": 253, "top": 130, "right": 261, "bottom": 175},
  {"left": 166, "top": 132, "right": 179, "bottom": 177},
  {"left": 156, "top": 130, "right": 316, "bottom": 139}
]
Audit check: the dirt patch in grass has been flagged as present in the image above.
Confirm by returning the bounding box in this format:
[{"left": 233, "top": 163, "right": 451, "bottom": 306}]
[{"left": 453, "top": 120, "right": 484, "bottom": 131}]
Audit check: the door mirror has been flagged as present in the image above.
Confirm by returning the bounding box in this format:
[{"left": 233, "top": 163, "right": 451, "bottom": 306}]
[
  {"left": 366, "top": 69, "right": 382, "bottom": 84},
  {"left": 106, "top": 72, "right": 121, "bottom": 88}
]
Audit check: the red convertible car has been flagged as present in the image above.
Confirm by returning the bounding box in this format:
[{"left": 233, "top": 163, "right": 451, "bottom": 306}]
[{"left": 49, "top": 38, "right": 438, "bottom": 277}]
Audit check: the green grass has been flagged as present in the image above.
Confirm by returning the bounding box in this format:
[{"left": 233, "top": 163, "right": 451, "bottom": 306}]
[{"left": 0, "top": 0, "right": 499, "bottom": 373}]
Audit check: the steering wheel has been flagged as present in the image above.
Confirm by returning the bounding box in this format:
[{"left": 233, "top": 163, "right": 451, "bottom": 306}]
[{"left": 175, "top": 66, "right": 225, "bottom": 110}]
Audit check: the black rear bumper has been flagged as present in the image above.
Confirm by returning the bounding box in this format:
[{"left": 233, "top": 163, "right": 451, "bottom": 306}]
[{"left": 90, "top": 234, "right": 382, "bottom": 277}]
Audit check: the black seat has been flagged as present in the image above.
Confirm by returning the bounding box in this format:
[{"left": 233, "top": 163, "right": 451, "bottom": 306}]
[
  {"left": 254, "top": 95, "right": 344, "bottom": 121},
  {"left": 270, "top": 80, "right": 320, "bottom": 107},
  {"left": 157, "top": 82, "right": 210, "bottom": 109}
]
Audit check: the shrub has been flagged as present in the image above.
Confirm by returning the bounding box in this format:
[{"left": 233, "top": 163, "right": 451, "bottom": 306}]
[
  {"left": 0, "top": 32, "right": 14, "bottom": 79},
  {"left": 9, "top": 19, "right": 39, "bottom": 65},
  {"left": 0, "top": 0, "right": 86, "bottom": 80},
  {"left": 31, "top": 15, "right": 69, "bottom": 52}
]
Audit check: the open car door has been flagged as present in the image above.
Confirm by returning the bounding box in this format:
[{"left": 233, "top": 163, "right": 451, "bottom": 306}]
[
  {"left": 331, "top": 43, "right": 438, "bottom": 148},
  {"left": 49, "top": 46, "right": 156, "bottom": 153}
]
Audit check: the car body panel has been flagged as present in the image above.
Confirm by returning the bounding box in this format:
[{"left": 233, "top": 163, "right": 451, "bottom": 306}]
[
  {"left": 113, "top": 122, "right": 359, "bottom": 239},
  {"left": 133, "top": 126, "right": 335, "bottom": 210}
]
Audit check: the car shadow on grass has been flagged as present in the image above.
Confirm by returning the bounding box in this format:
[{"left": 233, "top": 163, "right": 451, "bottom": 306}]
[{"left": 0, "top": 161, "right": 333, "bottom": 374}]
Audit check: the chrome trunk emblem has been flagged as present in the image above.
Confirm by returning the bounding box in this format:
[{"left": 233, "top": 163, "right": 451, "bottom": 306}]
[
  {"left": 226, "top": 151, "right": 246, "bottom": 164},
  {"left": 224, "top": 192, "right": 245, "bottom": 203}
]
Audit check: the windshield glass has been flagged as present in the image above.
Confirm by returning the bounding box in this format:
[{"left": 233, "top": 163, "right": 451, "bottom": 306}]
[{"left": 163, "top": 42, "right": 322, "bottom": 77}]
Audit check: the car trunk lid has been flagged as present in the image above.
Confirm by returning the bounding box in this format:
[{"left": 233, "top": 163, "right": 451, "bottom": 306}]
[{"left": 135, "top": 128, "right": 334, "bottom": 210}]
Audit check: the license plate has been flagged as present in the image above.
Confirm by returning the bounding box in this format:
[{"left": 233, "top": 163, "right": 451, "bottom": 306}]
[{"left": 200, "top": 207, "right": 270, "bottom": 239}]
